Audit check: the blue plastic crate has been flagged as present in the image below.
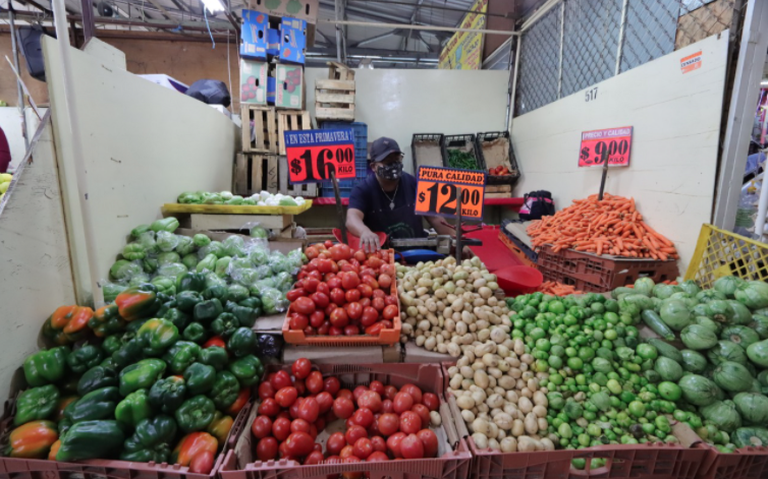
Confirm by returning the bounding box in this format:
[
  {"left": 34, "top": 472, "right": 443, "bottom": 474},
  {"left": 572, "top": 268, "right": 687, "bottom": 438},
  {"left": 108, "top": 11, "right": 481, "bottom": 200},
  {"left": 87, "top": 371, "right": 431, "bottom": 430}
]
[
  {"left": 321, "top": 121, "right": 368, "bottom": 169},
  {"left": 320, "top": 185, "right": 354, "bottom": 198}
]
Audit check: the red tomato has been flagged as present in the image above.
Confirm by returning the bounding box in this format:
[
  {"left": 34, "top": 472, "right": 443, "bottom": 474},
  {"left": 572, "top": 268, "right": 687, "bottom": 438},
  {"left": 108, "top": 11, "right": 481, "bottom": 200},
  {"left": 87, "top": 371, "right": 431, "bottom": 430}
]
[
  {"left": 338, "top": 389, "right": 353, "bottom": 400},
  {"left": 203, "top": 336, "right": 226, "bottom": 349},
  {"left": 344, "top": 325, "right": 360, "bottom": 335},
  {"left": 251, "top": 415, "right": 272, "bottom": 439},
  {"left": 305, "top": 450, "right": 325, "bottom": 465},
  {"left": 353, "top": 438, "right": 373, "bottom": 459},
  {"left": 366, "top": 451, "right": 388, "bottom": 462},
  {"left": 305, "top": 246, "right": 320, "bottom": 259},
  {"left": 329, "top": 308, "right": 349, "bottom": 328},
  {"left": 316, "top": 282, "right": 330, "bottom": 296},
  {"left": 275, "top": 387, "right": 298, "bottom": 408},
  {"left": 354, "top": 250, "right": 366, "bottom": 262},
  {"left": 277, "top": 411, "right": 291, "bottom": 421},
  {"left": 360, "top": 268, "right": 376, "bottom": 278},
  {"left": 310, "top": 310, "right": 325, "bottom": 328},
  {"left": 378, "top": 274, "right": 392, "bottom": 289},
  {"left": 393, "top": 392, "right": 414, "bottom": 414},
  {"left": 294, "top": 379, "right": 307, "bottom": 397},
  {"left": 333, "top": 397, "right": 354, "bottom": 419},
  {"left": 422, "top": 393, "right": 439, "bottom": 411},
  {"left": 353, "top": 386, "right": 368, "bottom": 402},
  {"left": 345, "top": 425, "right": 368, "bottom": 445},
  {"left": 316, "top": 391, "right": 334, "bottom": 413},
  {"left": 257, "top": 398, "right": 280, "bottom": 417},
  {"left": 401, "top": 384, "right": 423, "bottom": 404},
  {"left": 317, "top": 259, "right": 333, "bottom": 274},
  {"left": 384, "top": 385, "right": 398, "bottom": 401},
  {"left": 256, "top": 437, "right": 278, "bottom": 461},
  {"left": 367, "top": 415, "right": 381, "bottom": 437},
  {"left": 400, "top": 434, "right": 424, "bottom": 459},
  {"left": 372, "top": 290, "right": 386, "bottom": 300},
  {"left": 411, "top": 404, "right": 430, "bottom": 426},
  {"left": 317, "top": 322, "right": 331, "bottom": 335},
  {"left": 290, "top": 398, "right": 302, "bottom": 419},
  {"left": 286, "top": 288, "right": 306, "bottom": 302},
  {"left": 351, "top": 408, "right": 374, "bottom": 428},
  {"left": 341, "top": 271, "right": 361, "bottom": 290},
  {"left": 324, "top": 376, "right": 341, "bottom": 395},
  {"left": 366, "top": 256, "right": 383, "bottom": 269},
  {"left": 272, "top": 417, "right": 291, "bottom": 441},
  {"left": 380, "top": 320, "right": 393, "bottom": 329},
  {"left": 382, "top": 304, "right": 398, "bottom": 320},
  {"left": 330, "top": 288, "right": 346, "bottom": 306},
  {"left": 344, "top": 302, "right": 363, "bottom": 320},
  {"left": 399, "top": 411, "right": 422, "bottom": 434},
  {"left": 324, "top": 240, "right": 334, "bottom": 249},
  {"left": 339, "top": 445, "right": 355, "bottom": 459},
  {"left": 381, "top": 399, "right": 394, "bottom": 414},
  {"left": 278, "top": 440, "right": 290, "bottom": 460},
  {"left": 258, "top": 382, "right": 276, "bottom": 400},
  {"left": 387, "top": 432, "right": 406, "bottom": 458},
  {"left": 285, "top": 432, "right": 314, "bottom": 457},
  {"left": 290, "top": 418, "right": 311, "bottom": 434},
  {"left": 380, "top": 263, "right": 395, "bottom": 277},
  {"left": 309, "top": 292, "right": 330, "bottom": 309},
  {"left": 357, "top": 284, "right": 373, "bottom": 298},
  {"left": 293, "top": 297, "right": 316, "bottom": 315},
  {"left": 368, "top": 381, "right": 385, "bottom": 395},
  {"left": 362, "top": 276, "right": 380, "bottom": 290},
  {"left": 384, "top": 295, "right": 398, "bottom": 306},
  {"left": 360, "top": 307, "right": 379, "bottom": 327},
  {"left": 329, "top": 326, "right": 344, "bottom": 336},
  {"left": 345, "top": 289, "right": 361, "bottom": 303},
  {"left": 305, "top": 371, "right": 324, "bottom": 394},
  {"left": 327, "top": 277, "right": 342, "bottom": 290},
  {"left": 417, "top": 429, "right": 438, "bottom": 457},
  {"left": 289, "top": 314, "right": 308, "bottom": 330},
  {"left": 371, "top": 297, "right": 386, "bottom": 312},
  {"left": 325, "top": 304, "right": 338, "bottom": 316},
  {"left": 271, "top": 371, "right": 292, "bottom": 390},
  {"left": 359, "top": 297, "right": 371, "bottom": 309},
  {"left": 298, "top": 397, "right": 320, "bottom": 423},
  {"left": 357, "top": 391, "right": 382, "bottom": 413},
  {"left": 326, "top": 432, "right": 346, "bottom": 455},
  {"left": 377, "top": 413, "right": 399, "bottom": 436},
  {"left": 330, "top": 244, "right": 353, "bottom": 262},
  {"left": 370, "top": 435, "right": 386, "bottom": 453}
]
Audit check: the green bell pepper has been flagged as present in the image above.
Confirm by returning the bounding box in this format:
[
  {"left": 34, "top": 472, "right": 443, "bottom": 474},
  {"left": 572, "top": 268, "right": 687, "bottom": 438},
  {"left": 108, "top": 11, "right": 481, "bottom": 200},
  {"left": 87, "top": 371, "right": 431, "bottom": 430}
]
[
  {"left": 120, "top": 415, "right": 178, "bottom": 463},
  {"left": 101, "top": 335, "right": 123, "bottom": 356},
  {"left": 239, "top": 296, "right": 262, "bottom": 310},
  {"left": 227, "top": 327, "right": 257, "bottom": 358},
  {"left": 199, "top": 346, "right": 228, "bottom": 371},
  {"left": 122, "top": 243, "right": 146, "bottom": 261},
  {"left": 151, "top": 276, "right": 176, "bottom": 296},
  {"left": 209, "top": 371, "right": 240, "bottom": 410},
  {"left": 137, "top": 318, "right": 179, "bottom": 356},
  {"left": 226, "top": 301, "right": 258, "bottom": 328},
  {"left": 210, "top": 313, "right": 240, "bottom": 338},
  {"left": 151, "top": 217, "right": 180, "bottom": 233},
  {"left": 112, "top": 338, "right": 145, "bottom": 368},
  {"left": 131, "top": 224, "right": 151, "bottom": 238},
  {"left": 164, "top": 341, "right": 201, "bottom": 374},
  {"left": 65, "top": 387, "right": 121, "bottom": 423},
  {"left": 67, "top": 345, "right": 104, "bottom": 375},
  {"left": 228, "top": 355, "right": 263, "bottom": 387},
  {"left": 194, "top": 298, "right": 223, "bottom": 323},
  {"left": 193, "top": 234, "right": 211, "bottom": 247},
  {"left": 196, "top": 254, "right": 218, "bottom": 273},
  {"left": 56, "top": 420, "right": 125, "bottom": 461},
  {"left": 149, "top": 376, "right": 187, "bottom": 414},
  {"left": 115, "top": 389, "right": 153, "bottom": 428},
  {"left": 23, "top": 347, "right": 69, "bottom": 387},
  {"left": 58, "top": 417, "right": 72, "bottom": 437},
  {"left": 77, "top": 365, "right": 118, "bottom": 396},
  {"left": 162, "top": 308, "right": 190, "bottom": 331},
  {"left": 176, "top": 291, "right": 204, "bottom": 313},
  {"left": 14, "top": 385, "right": 59, "bottom": 426},
  {"left": 177, "top": 272, "right": 207, "bottom": 293},
  {"left": 183, "top": 362, "right": 216, "bottom": 395},
  {"left": 175, "top": 395, "right": 215, "bottom": 433},
  {"left": 183, "top": 323, "right": 208, "bottom": 344},
  {"left": 143, "top": 257, "right": 159, "bottom": 274},
  {"left": 89, "top": 305, "right": 126, "bottom": 338},
  {"left": 115, "top": 283, "right": 161, "bottom": 322},
  {"left": 119, "top": 359, "right": 167, "bottom": 396},
  {"left": 203, "top": 284, "right": 229, "bottom": 302}
]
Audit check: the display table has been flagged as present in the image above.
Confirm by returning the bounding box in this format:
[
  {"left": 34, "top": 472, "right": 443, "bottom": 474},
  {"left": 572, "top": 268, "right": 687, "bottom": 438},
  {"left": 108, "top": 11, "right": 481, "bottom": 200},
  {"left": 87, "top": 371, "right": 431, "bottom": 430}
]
[{"left": 313, "top": 197, "right": 525, "bottom": 209}]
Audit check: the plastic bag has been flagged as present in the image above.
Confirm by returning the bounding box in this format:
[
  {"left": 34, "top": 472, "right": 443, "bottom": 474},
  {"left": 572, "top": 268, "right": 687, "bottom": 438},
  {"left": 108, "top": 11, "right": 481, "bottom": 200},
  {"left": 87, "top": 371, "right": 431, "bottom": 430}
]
[
  {"left": 102, "top": 281, "right": 128, "bottom": 303},
  {"left": 260, "top": 287, "right": 288, "bottom": 314},
  {"left": 223, "top": 235, "right": 248, "bottom": 258},
  {"left": 136, "top": 231, "right": 158, "bottom": 254},
  {"left": 157, "top": 262, "right": 188, "bottom": 278},
  {"left": 185, "top": 79, "right": 231, "bottom": 107},
  {"left": 110, "top": 260, "right": 144, "bottom": 281},
  {"left": 248, "top": 246, "right": 270, "bottom": 266},
  {"left": 268, "top": 251, "right": 292, "bottom": 274},
  {"left": 175, "top": 235, "right": 195, "bottom": 256},
  {"left": 156, "top": 230, "right": 179, "bottom": 252},
  {"left": 129, "top": 272, "right": 151, "bottom": 287}
]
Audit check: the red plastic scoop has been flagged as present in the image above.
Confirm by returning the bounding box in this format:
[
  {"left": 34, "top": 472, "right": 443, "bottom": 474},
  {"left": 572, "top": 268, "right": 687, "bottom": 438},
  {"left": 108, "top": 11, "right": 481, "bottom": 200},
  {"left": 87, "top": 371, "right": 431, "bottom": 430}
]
[
  {"left": 332, "top": 229, "right": 387, "bottom": 250},
  {"left": 495, "top": 265, "right": 543, "bottom": 296}
]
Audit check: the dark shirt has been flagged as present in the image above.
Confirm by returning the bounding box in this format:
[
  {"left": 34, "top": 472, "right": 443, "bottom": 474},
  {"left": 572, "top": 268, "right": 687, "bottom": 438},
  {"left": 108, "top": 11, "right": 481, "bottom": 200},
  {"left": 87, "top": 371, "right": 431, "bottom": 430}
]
[
  {"left": 0, "top": 127, "right": 10, "bottom": 173},
  {"left": 348, "top": 172, "right": 427, "bottom": 239}
]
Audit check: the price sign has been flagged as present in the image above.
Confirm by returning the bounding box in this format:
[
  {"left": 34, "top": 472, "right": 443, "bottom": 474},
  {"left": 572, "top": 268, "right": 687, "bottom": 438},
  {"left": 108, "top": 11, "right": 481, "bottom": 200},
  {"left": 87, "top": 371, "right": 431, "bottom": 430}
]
[
  {"left": 578, "top": 126, "right": 633, "bottom": 168},
  {"left": 415, "top": 166, "right": 486, "bottom": 220},
  {"left": 284, "top": 129, "right": 356, "bottom": 184}
]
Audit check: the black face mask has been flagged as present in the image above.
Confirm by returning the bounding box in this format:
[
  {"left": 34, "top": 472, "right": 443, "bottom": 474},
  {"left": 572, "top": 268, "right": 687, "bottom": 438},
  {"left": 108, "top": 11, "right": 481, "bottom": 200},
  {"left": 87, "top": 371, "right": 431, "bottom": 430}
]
[{"left": 377, "top": 162, "right": 403, "bottom": 181}]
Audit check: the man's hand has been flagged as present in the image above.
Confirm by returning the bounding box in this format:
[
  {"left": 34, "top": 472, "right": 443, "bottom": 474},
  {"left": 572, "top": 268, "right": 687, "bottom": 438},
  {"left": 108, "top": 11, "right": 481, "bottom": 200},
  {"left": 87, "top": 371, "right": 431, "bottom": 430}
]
[{"left": 359, "top": 230, "right": 381, "bottom": 253}]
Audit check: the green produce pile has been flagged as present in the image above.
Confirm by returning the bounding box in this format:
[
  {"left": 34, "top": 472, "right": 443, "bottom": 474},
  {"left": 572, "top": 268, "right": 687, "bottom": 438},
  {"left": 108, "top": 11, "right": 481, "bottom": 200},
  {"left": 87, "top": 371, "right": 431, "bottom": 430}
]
[
  {"left": 507, "top": 276, "right": 768, "bottom": 465},
  {"left": 176, "top": 190, "right": 304, "bottom": 207},
  {"left": 447, "top": 149, "right": 481, "bottom": 171}
]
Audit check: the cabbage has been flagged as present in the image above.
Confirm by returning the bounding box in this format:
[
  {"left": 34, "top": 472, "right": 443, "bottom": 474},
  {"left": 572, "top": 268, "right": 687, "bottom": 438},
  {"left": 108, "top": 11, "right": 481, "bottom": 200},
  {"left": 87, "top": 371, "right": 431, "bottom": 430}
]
[
  {"left": 733, "top": 427, "right": 768, "bottom": 448},
  {"left": 268, "top": 252, "right": 292, "bottom": 274},
  {"left": 700, "top": 400, "right": 742, "bottom": 433},
  {"left": 275, "top": 271, "right": 293, "bottom": 288},
  {"left": 727, "top": 300, "right": 753, "bottom": 325},
  {"left": 156, "top": 230, "right": 179, "bottom": 252},
  {"left": 260, "top": 287, "right": 287, "bottom": 314},
  {"left": 746, "top": 340, "right": 768, "bottom": 368},
  {"left": 233, "top": 268, "right": 260, "bottom": 286},
  {"left": 681, "top": 324, "right": 718, "bottom": 350},
  {"left": 696, "top": 289, "right": 727, "bottom": 303},
  {"left": 205, "top": 272, "right": 227, "bottom": 288},
  {"left": 175, "top": 235, "right": 195, "bottom": 256},
  {"left": 287, "top": 249, "right": 304, "bottom": 268}
]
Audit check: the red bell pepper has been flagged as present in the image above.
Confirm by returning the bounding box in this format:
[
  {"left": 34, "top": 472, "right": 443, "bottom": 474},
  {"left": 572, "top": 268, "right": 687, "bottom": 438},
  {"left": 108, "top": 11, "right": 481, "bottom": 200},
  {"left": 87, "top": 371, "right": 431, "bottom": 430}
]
[
  {"left": 226, "top": 388, "right": 250, "bottom": 415},
  {"left": 203, "top": 335, "right": 227, "bottom": 349},
  {"left": 115, "top": 284, "right": 160, "bottom": 322},
  {"left": 6, "top": 420, "right": 59, "bottom": 458},
  {"left": 42, "top": 305, "right": 93, "bottom": 345},
  {"left": 172, "top": 432, "right": 218, "bottom": 473}
]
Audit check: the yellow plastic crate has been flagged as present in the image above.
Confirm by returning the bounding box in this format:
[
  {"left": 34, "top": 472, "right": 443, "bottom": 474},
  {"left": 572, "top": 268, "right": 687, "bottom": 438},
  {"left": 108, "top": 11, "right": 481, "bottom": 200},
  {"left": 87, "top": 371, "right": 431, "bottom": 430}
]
[
  {"left": 684, "top": 224, "right": 768, "bottom": 288},
  {"left": 161, "top": 200, "right": 312, "bottom": 216}
]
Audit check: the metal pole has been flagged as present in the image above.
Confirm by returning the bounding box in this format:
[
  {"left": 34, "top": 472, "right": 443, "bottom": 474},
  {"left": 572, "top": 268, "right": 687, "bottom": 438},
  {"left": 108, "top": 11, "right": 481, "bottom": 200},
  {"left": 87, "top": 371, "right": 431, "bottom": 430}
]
[
  {"left": 598, "top": 148, "right": 609, "bottom": 200},
  {"left": 557, "top": 0, "right": 564, "bottom": 99},
  {"left": 754, "top": 167, "right": 768, "bottom": 241},
  {"left": 331, "top": 171, "right": 348, "bottom": 244},
  {"left": 615, "top": 0, "right": 629, "bottom": 75},
  {"left": 455, "top": 187, "right": 462, "bottom": 262},
  {"left": 334, "top": 0, "right": 342, "bottom": 62},
  {"left": 7, "top": 6, "right": 28, "bottom": 152},
  {"left": 508, "top": 34, "right": 522, "bottom": 126}
]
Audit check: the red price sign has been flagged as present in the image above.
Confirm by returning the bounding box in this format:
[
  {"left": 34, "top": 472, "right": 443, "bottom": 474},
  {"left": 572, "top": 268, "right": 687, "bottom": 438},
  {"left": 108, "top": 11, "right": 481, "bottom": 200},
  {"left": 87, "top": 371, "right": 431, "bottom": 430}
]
[
  {"left": 415, "top": 166, "right": 486, "bottom": 220},
  {"left": 578, "top": 126, "right": 633, "bottom": 168},
  {"left": 284, "top": 129, "right": 356, "bottom": 184}
]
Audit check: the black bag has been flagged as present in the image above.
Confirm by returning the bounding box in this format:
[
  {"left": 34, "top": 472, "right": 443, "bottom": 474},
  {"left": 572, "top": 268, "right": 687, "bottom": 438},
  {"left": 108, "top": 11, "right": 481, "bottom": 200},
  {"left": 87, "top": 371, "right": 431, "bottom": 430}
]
[
  {"left": 16, "top": 25, "right": 52, "bottom": 82},
  {"left": 185, "top": 79, "right": 231, "bottom": 107},
  {"left": 519, "top": 190, "right": 555, "bottom": 221}
]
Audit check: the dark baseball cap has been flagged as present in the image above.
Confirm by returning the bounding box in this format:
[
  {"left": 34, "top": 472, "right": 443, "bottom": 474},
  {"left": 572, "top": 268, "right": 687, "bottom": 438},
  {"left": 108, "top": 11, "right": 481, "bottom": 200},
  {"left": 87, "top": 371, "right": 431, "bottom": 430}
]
[{"left": 370, "top": 137, "right": 403, "bottom": 163}]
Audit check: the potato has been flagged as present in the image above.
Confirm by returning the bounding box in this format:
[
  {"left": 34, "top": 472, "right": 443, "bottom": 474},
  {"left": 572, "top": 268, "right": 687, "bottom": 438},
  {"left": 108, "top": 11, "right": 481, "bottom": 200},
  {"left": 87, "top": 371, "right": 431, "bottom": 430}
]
[
  {"left": 456, "top": 394, "right": 475, "bottom": 410},
  {"left": 472, "top": 433, "right": 488, "bottom": 449},
  {"left": 430, "top": 411, "right": 442, "bottom": 426}
]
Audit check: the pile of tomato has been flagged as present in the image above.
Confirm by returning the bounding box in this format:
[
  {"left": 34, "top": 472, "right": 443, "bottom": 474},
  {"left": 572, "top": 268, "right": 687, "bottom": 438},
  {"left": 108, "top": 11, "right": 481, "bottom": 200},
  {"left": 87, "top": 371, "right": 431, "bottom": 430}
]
[
  {"left": 251, "top": 359, "right": 441, "bottom": 464},
  {"left": 286, "top": 242, "right": 399, "bottom": 337}
]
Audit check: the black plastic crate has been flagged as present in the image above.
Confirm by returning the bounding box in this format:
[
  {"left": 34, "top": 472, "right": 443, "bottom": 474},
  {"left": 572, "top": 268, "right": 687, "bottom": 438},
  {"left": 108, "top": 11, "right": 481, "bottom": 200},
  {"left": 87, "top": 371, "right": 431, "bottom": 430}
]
[
  {"left": 411, "top": 133, "right": 446, "bottom": 173},
  {"left": 443, "top": 134, "right": 485, "bottom": 172},
  {"left": 476, "top": 131, "right": 521, "bottom": 186}
]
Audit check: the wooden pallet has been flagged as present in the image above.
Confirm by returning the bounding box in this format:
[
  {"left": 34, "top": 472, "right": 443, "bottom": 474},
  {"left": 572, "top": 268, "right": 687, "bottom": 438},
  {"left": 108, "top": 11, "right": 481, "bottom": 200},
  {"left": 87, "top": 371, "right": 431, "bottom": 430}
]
[
  {"left": 233, "top": 153, "right": 278, "bottom": 196},
  {"left": 278, "top": 156, "right": 318, "bottom": 197},
  {"left": 485, "top": 185, "right": 512, "bottom": 194},
  {"left": 241, "top": 105, "right": 277, "bottom": 153},
  {"left": 277, "top": 110, "right": 312, "bottom": 155},
  {"left": 328, "top": 61, "right": 355, "bottom": 81},
  {"left": 315, "top": 79, "right": 355, "bottom": 121}
]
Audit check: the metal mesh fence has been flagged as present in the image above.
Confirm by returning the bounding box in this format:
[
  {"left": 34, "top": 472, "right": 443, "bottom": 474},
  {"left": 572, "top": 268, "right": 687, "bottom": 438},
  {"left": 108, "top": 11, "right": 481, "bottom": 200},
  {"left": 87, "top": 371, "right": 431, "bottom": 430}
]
[{"left": 515, "top": 0, "right": 746, "bottom": 117}]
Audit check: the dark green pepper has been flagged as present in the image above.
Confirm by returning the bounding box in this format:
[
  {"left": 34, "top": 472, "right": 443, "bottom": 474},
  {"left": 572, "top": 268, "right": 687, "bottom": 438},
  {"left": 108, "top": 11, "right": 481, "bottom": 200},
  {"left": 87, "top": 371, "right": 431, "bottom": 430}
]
[
  {"left": 120, "top": 415, "right": 178, "bottom": 463},
  {"left": 66, "top": 345, "right": 104, "bottom": 374},
  {"left": 119, "top": 359, "right": 167, "bottom": 396},
  {"left": 183, "top": 362, "right": 216, "bottom": 395},
  {"left": 182, "top": 323, "right": 207, "bottom": 344},
  {"left": 112, "top": 338, "right": 146, "bottom": 368},
  {"left": 209, "top": 371, "right": 240, "bottom": 410},
  {"left": 77, "top": 365, "right": 118, "bottom": 396},
  {"left": 227, "top": 327, "right": 257, "bottom": 358},
  {"left": 194, "top": 298, "right": 223, "bottom": 324},
  {"left": 14, "top": 384, "right": 59, "bottom": 426},
  {"left": 149, "top": 376, "right": 187, "bottom": 414},
  {"left": 101, "top": 335, "right": 123, "bottom": 355},
  {"left": 210, "top": 313, "right": 241, "bottom": 338},
  {"left": 58, "top": 417, "right": 72, "bottom": 437},
  {"left": 177, "top": 272, "right": 207, "bottom": 293},
  {"left": 162, "top": 308, "right": 191, "bottom": 331},
  {"left": 89, "top": 304, "right": 126, "bottom": 338},
  {"left": 137, "top": 318, "right": 179, "bottom": 356},
  {"left": 115, "top": 389, "right": 153, "bottom": 428},
  {"left": 199, "top": 346, "right": 228, "bottom": 371},
  {"left": 228, "top": 355, "right": 263, "bottom": 387},
  {"left": 203, "top": 284, "right": 229, "bottom": 302},
  {"left": 226, "top": 301, "right": 258, "bottom": 328},
  {"left": 156, "top": 299, "right": 175, "bottom": 318},
  {"left": 56, "top": 420, "right": 125, "bottom": 461},
  {"left": 239, "top": 297, "right": 262, "bottom": 310},
  {"left": 23, "top": 347, "right": 69, "bottom": 387},
  {"left": 65, "top": 387, "right": 121, "bottom": 423},
  {"left": 176, "top": 291, "right": 204, "bottom": 313},
  {"left": 126, "top": 317, "right": 150, "bottom": 334},
  {"left": 175, "top": 395, "right": 215, "bottom": 433},
  {"left": 164, "top": 341, "right": 202, "bottom": 374}
]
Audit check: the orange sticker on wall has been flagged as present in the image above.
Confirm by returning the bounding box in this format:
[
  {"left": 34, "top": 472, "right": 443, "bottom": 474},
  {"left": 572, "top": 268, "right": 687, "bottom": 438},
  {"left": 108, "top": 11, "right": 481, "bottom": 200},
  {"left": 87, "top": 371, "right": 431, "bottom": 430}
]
[
  {"left": 680, "top": 51, "right": 702, "bottom": 74},
  {"left": 415, "top": 166, "right": 486, "bottom": 220}
]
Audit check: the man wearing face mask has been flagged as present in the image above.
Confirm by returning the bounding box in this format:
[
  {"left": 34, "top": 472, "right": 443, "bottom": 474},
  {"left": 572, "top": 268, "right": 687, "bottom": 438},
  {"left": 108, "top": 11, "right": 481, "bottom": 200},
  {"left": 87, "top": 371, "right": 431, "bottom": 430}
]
[{"left": 347, "top": 137, "right": 456, "bottom": 252}]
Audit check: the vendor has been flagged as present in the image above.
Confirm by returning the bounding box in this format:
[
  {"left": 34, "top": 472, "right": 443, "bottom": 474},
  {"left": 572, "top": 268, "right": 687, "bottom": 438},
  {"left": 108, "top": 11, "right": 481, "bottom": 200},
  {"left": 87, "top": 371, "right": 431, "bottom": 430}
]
[{"left": 347, "top": 137, "right": 459, "bottom": 252}]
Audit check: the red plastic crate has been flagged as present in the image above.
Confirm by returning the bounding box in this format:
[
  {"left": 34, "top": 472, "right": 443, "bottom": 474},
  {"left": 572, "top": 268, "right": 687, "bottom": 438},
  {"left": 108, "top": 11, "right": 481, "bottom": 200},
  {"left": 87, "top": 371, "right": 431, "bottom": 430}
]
[
  {"left": 697, "top": 445, "right": 768, "bottom": 479},
  {"left": 464, "top": 226, "right": 524, "bottom": 273},
  {"left": 220, "top": 363, "right": 472, "bottom": 479}
]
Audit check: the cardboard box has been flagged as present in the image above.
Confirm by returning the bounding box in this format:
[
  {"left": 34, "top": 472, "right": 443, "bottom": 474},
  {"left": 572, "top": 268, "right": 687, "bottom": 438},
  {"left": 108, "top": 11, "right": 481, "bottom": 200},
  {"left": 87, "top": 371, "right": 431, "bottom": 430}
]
[
  {"left": 275, "top": 64, "right": 304, "bottom": 109},
  {"left": 240, "top": 9, "right": 268, "bottom": 60},
  {"left": 403, "top": 340, "right": 453, "bottom": 364},
  {"left": 278, "top": 17, "right": 307, "bottom": 64},
  {"left": 248, "top": 0, "right": 318, "bottom": 25},
  {"left": 267, "top": 28, "right": 280, "bottom": 56},
  {"left": 283, "top": 345, "right": 384, "bottom": 364},
  {"left": 239, "top": 59, "right": 268, "bottom": 105},
  {"left": 267, "top": 77, "right": 276, "bottom": 105}
]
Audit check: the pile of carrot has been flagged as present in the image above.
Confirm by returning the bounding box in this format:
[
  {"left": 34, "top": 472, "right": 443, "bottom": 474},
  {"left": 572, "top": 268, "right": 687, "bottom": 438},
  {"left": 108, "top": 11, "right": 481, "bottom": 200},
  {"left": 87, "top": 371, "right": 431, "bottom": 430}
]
[
  {"left": 538, "top": 281, "right": 583, "bottom": 296},
  {"left": 526, "top": 193, "right": 678, "bottom": 260}
]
